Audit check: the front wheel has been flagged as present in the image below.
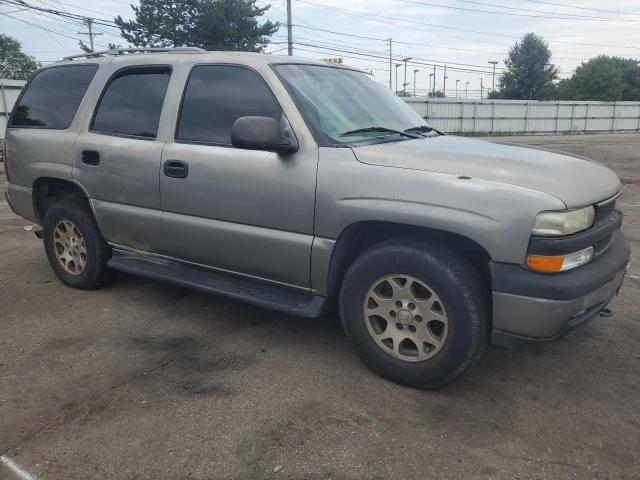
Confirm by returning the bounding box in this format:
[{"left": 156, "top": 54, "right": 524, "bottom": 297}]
[{"left": 339, "top": 239, "right": 489, "bottom": 389}]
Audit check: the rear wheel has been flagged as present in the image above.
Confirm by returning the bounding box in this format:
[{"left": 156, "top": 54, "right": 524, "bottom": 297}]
[
  {"left": 339, "top": 239, "right": 489, "bottom": 389},
  {"left": 43, "top": 200, "right": 112, "bottom": 289}
]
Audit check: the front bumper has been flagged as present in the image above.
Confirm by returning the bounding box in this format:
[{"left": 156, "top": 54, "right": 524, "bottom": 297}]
[{"left": 490, "top": 231, "right": 630, "bottom": 348}]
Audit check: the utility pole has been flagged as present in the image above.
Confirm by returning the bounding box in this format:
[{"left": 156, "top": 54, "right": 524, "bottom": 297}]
[
  {"left": 432, "top": 65, "right": 436, "bottom": 97},
  {"left": 488, "top": 61, "right": 498, "bottom": 92},
  {"left": 443, "top": 65, "right": 447, "bottom": 97},
  {"left": 402, "top": 57, "right": 411, "bottom": 96},
  {"left": 429, "top": 73, "right": 434, "bottom": 97},
  {"left": 413, "top": 69, "right": 419, "bottom": 97},
  {"left": 480, "top": 78, "right": 484, "bottom": 99},
  {"left": 287, "top": 0, "right": 293, "bottom": 56},
  {"left": 394, "top": 63, "right": 401, "bottom": 94},
  {"left": 78, "top": 17, "right": 102, "bottom": 52},
  {"left": 388, "top": 38, "right": 393, "bottom": 91},
  {"left": 465, "top": 81, "right": 469, "bottom": 99},
  {"left": 455, "top": 79, "right": 460, "bottom": 98}
]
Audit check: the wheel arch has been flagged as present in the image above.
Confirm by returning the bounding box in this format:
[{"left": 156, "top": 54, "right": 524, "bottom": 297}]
[
  {"left": 325, "top": 221, "right": 493, "bottom": 299},
  {"left": 32, "top": 177, "right": 92, "bottom": 222}
]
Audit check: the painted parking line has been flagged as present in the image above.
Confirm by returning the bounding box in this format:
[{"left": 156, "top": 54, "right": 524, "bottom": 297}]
[{"left": 0, "top": 456, "right": 37, "bottom": 480}]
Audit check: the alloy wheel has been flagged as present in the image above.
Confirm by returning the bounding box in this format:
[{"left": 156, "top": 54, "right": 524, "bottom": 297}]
[
  {"left": 363, "top": 274, "right": 449, "bottom": 362},
  {"left": 53, "top": 219, "right": 87, "bottom": 275}
]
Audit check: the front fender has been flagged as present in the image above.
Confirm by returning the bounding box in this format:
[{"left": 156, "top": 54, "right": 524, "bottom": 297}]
[{"left": 311, "top": 147, "right": 564, "bottom": 294}]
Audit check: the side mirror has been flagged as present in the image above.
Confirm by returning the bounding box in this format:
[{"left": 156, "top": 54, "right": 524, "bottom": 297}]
[{"left": 231, "top": 116, "right": 298, "bottom": 154}]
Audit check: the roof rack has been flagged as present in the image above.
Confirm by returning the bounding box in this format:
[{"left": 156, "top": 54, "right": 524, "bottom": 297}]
[{"left": 62, "top": 47, "right": 205, "bottom": 61}]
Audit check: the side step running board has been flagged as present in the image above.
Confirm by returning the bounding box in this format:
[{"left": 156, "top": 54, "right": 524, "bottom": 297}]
[{"left": 107, "top": 249, "right": 326, "bottom": 318}]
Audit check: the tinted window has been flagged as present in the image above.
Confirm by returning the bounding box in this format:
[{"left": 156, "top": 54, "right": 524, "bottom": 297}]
[
  {"left": 10, "top": 65, "right": 97, "bottom": 129},
  {"left": 92, "top": 67, "right": 170, "bottom": 138},
  {"left": 177, "top": 65, "right": 281, "bottom": 145}
]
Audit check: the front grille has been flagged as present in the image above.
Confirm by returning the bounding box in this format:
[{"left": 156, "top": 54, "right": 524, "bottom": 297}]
[
  {"left": 592, "top": 194, "right": 622, "bottom": 257},
  {"left": 595, "top": 196, "right": 619, "bottom": 227}
]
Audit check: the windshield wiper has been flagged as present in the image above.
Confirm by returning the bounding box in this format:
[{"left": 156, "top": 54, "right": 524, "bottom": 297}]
[
  {"left": 340, "top": 126, "right": 420, "bottom": 139},
  {"left": 404, "top": 125, "right": 441, "bottom": 135}
]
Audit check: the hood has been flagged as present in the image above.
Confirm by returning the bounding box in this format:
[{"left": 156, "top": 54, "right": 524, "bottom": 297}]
[{"left": 351, "top": 136, "right": 621, "bottom": 208}]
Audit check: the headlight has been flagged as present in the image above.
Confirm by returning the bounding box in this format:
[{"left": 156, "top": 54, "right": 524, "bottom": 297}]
[{"left": 532, "top": 206, "right": 595, "bottom": 236}]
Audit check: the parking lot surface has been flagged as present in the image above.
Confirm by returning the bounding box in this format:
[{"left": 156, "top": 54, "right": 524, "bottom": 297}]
[{"left": 1, "top": 133, "right": 639, "bottom": 479}]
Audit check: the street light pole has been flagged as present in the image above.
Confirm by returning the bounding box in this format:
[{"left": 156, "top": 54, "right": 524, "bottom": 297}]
[
  {"left": 402, "top": 57, "right": 412, "bottom": 96},
  {"left": 465, "top": 81, "right": 469, "bottom": 99},
  {"left": 480, "top": 78, "right": 484, "bottom": 99},
  {"left": 488, "top": 61, "right": 498, "bottom": 92},
  {"left": 432, "top": 65, "right": 436, "bottom": 97},
  {"left": 413, "top": 69, "right": 419, "bottom": 97},
  {"left": 443, "top": 64, "right": 448, "bottom": 97},
  {"left": 455, "top": 79, "right": 460, "bottom": 98},
  {"left": 394, "top": 64, "right": 401, "bottom": 94},
  {"left": 388, "top": 38, "right": 393, "bottom": 90},
  {"left": 429, "top": 73, "right": 434, "bottom": 97},
  {"left": 286, "top": 0, "right": 293, "bottom": 56}
]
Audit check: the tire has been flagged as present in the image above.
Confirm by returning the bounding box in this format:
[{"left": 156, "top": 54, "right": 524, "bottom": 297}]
[
  {"left": 339, "top": 238, "right": 489, "bottom": 389},
  {"left": 43, "top": 199, "right": 112, "bottom": 289}
]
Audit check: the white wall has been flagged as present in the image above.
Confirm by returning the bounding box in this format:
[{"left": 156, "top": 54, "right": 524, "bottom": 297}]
[
  {"left": 405, "top": 97, "right": 640, "bottom": 135},
  {"left": 0, "top": 80, "right": 27, "bottom": 139}
]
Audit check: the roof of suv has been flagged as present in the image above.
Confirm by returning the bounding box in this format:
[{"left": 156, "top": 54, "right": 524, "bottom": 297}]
[{"left": 56, "top": 50, "right": 353, "bottom": 70}]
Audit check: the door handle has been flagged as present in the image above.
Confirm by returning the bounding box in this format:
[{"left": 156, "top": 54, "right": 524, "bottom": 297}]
[
  {"left": 81, "top": 150, "right": 100, "bottom": 166},
  {"left": 163, "top": 160, "right": 189, "bottom": 178}
]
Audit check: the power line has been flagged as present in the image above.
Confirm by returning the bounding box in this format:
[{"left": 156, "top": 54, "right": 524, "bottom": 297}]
[
  {"left": 298, "top": 0, "right": 640, "bottom": 51},
  {"left": 0, "top": 10, "right": 84, "bottom": 42},
  {"left": 292, "top": 24, "right": 393, "bottom": 43},
  {"left": 523, "top": 0, "right": 640, "bottom": 16},
  {"left": 399, "top": 0, "right": 640, "bottom": 22},
  {"left": 295, "top": 35, "right": 505, "bottom": 71},
  {"left": 450, "top": 0, "right": 640, "bottom": 21},
  {"left": 298, "top": 0, "right": 514, "bottom": 48},
  {"left": 275, "top": 40, "right": 502, "bottom": 75},
  {"left": 2, "top": 0, "right": 121, "bottom": 28}
]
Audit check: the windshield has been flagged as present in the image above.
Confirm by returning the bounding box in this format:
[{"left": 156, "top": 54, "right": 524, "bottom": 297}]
[{"left": 273, "top": 64, "right": 431, "bottom": 145}]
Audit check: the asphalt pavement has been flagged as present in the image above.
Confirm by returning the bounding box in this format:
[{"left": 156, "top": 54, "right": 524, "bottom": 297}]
[{"left": 1, "top": 133, "right": 639, "bottom": 479}]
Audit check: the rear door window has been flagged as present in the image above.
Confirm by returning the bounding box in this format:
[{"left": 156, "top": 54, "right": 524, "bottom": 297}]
[
  {"left": 91, "top": 67, "right": 171, "bottom": 139},
  {"left": 176, "top": 65, "right": 281, "bottom": 145},
  {"left": 9, "top": 64, "right": 98, "bottom": 129}
]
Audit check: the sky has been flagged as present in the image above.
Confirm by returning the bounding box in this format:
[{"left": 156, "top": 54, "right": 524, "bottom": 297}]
[{"left": 2, "top": 0, "right": 640, "bottom": 98}]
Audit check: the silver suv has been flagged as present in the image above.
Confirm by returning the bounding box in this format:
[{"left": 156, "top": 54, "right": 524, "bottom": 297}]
[{"left": 4, "top": 48, "right": 630, "bottom": 388}]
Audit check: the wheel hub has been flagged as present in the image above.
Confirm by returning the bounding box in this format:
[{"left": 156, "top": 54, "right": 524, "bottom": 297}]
[
  {"left": 362, "top": 274, "right": 449, "bottom": 362},
  {"left": 396, "top": 308, "right": 413, "bottom": 324}
]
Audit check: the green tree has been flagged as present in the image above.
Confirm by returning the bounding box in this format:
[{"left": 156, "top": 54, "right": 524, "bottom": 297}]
[
  {"left": 493, "top": 33, "right": 559, "bottom": 100},
  {"left": 115, "top": 0, "right": 278, "bottom": 52},
  {"left": 79, "top": 41, "right": 123, "bottom": 54},
  {"left": 0, "top": 35, "right": 38, "bottom": 80},
  {"left": 555, "top": 56, "right": 640, "bottom": 101}
]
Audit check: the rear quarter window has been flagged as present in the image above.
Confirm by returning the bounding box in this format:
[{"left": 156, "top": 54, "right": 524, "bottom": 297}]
[
  {"left": 9, "top": 64, "right": 98, "bottom": 129},
  {"left": 91, "top": 66, "right": 171, "bottom": 139}
]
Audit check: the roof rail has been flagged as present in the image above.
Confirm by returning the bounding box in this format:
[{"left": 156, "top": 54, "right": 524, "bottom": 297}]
[{"left": 62, "top": 47, "right": 205, "bottom": 61}]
